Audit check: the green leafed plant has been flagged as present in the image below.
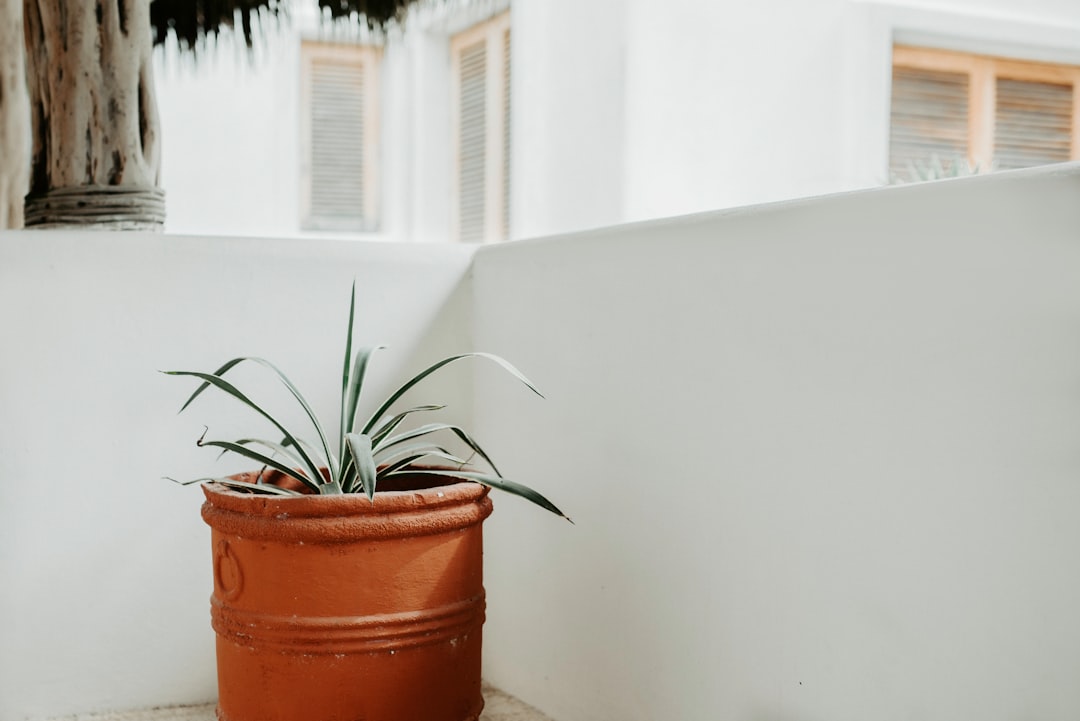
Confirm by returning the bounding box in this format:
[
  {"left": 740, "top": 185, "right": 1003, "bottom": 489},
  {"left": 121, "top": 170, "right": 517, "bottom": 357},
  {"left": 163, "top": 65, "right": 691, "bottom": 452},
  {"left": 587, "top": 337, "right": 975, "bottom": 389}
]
[{"left": 164, "top": 283, "right": 569, "bottom": 521}]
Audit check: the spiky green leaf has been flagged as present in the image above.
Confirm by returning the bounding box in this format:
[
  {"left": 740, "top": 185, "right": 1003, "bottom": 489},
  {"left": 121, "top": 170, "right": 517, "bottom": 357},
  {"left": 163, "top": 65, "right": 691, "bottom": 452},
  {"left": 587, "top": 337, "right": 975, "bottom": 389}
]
[
  {"left": 164, "top": 476, "right": 302, "bottom": 496},
  {"left": 345, "top": 432, "right": 378, "bottom": 501},
  {"left": 363, "top": 353, "right": 542, "bottom": 434},
  {"left": 369, "top": 405, "right": 445, "bottom": 448},
  {"left": 375, "top": 422, "right": 502, "bottom": 476},
  {"left": 212, "top": 478, "right": 304, "bottom": 496},
  {"left": 374, "top": 442, "right": 461, "bottom": 466},
  {"left": 376, "top": 450, "right": 471, "bottom": 477},
  {"left": 342, "top": 346, "right": 384, "bottom": 437},
  {"left": 227, "top": 438, "right": 308, "bottom": 469},
  {"left": 196, "top": 439, "right": 322, "bottom": 493},
  {"left": 386, "top": 469, "right": 570, "bottom": 521},
  {"left": 171, "top": 357, "right": 333, "bottom": 472},
  {"left": 163, "top": 370, "right": 326, "bottom": 487}
]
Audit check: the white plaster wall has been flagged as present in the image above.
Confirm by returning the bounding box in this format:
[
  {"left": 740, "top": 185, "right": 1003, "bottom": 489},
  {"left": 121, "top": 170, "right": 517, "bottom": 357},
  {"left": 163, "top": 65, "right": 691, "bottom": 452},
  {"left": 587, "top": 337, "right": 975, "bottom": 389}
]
[
  {"left": 379, "top": 24, "right": 453, "bottom": 244},
  {"left": 4, "top": 166, "right": 1080, "bottom": 721},
  {"left": 508, "top": 0, "right": 627, "bottom": 239},
  {"left": 0, "top": 233, "right": 476, "bottom": 720},
  {"left": 622, "top": 0, "right": 853, "bottom": 221},
  {"left": 155, "top": 27, "right": 304, "bottom": 237},
  {"left": 474, "top": 164, "right": 1080, "bottom": 720}
]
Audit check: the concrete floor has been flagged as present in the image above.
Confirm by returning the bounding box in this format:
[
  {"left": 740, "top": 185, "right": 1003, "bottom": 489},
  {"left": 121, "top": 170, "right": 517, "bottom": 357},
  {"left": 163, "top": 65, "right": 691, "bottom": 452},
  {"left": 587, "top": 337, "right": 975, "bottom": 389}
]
[{"left": 47, "top": 684, "right": 554, "bottom": 721}]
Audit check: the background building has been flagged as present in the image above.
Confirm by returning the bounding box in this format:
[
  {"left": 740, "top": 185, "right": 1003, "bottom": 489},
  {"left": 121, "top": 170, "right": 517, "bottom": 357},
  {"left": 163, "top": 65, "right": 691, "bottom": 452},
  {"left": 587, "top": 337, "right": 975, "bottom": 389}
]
[{"left": 155, "top": 0, "right": 1080, "bottom": 240}]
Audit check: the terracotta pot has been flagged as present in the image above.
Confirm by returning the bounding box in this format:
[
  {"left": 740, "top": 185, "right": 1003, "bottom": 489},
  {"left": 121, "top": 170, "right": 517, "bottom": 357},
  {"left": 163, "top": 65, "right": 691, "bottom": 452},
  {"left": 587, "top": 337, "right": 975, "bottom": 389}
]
[{"left": 201, "top": 469, "right": 494, "bottom": 721}]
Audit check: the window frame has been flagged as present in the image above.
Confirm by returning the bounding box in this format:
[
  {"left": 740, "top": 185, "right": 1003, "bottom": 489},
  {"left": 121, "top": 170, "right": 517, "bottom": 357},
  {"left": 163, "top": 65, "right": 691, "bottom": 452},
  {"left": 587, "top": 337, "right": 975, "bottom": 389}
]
[
  {"left": 891, "top": 44, "right": 1080, "bottom": 170},
  {"left": 299, "top": 40, "right": 382, "bottom": 232},
  {"left": 449, "top": 10, "right": 511, "bottom": 244}
]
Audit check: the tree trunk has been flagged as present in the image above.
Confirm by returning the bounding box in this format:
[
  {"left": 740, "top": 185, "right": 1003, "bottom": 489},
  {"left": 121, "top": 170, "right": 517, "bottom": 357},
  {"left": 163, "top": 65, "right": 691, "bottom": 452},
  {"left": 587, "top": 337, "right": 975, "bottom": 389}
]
[
  {"left": 1, "top": 0, "right": 30, "bottom": 229},
  {"left": 23, "top": 0, "right": 164, "bottom": 230}
]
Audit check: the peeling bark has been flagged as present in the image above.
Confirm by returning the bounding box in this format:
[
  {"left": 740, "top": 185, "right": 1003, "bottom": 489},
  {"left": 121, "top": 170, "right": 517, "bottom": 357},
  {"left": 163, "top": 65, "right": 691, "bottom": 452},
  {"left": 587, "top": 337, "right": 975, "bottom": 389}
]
[
  {"left": 0, "top": 0, "right": 30, "bottom": 229},
  {"left": 23, "top": 0, "right": 164, "bottom": 229}
]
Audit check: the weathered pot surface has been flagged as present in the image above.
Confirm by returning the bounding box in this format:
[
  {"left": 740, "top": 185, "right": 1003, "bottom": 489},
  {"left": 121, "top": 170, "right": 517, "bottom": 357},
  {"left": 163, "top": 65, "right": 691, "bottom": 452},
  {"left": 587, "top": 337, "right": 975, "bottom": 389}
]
[{"left": 202, "top": 469, "right": 493, "bottom": 721}]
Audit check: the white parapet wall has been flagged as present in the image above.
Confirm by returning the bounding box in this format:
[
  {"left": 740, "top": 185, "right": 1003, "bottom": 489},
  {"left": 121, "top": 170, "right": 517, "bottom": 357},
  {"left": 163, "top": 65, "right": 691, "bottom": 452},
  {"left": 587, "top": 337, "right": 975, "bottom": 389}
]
[
  {"left": 475, "top": 163, "right": 1080, "bottom": 721},
  {"left": 0, "top": 234, "right": 476, "bottom": 720},
  {"left": 3, "top": 164, "right": 1080, "bottom": 721}
]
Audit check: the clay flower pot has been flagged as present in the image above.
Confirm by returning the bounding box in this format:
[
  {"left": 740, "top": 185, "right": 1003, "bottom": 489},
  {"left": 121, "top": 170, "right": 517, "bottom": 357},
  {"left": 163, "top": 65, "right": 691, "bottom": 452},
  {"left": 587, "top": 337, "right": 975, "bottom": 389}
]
[{"left": 201, "top": 469, "right": 494, "bottom": 721}]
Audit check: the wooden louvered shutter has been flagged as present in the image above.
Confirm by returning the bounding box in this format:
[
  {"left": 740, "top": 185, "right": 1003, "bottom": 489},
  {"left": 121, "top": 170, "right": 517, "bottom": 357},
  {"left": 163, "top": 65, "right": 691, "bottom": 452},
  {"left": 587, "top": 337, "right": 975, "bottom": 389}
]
[
  {"left": 458, "top": 40, "right": 487, "bottom": 244},
  {"left": 450, "top": 11, "right": 511, "bottom": 243},
  {"left": 889, "top": 66, "right": 970, "bottom": 177},
  {"left": 890, "top": 46, "right": 1080, "bottom": 179},
  {"left": 311, "top": 59, "right": 365, "bottom": 224},
  {"left": 300, "top": 42, "right": 380, "bottom": 231},
  {"left": 994, "top": 78, "right": 1074, "bottom": 170}
]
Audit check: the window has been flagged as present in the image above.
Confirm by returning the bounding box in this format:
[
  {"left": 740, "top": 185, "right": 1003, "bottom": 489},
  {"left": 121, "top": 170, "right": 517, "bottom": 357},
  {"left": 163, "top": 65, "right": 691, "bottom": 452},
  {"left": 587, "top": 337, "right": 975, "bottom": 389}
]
[
  {"left": 890, "top": 45, "right": 1080, "bottom": 178},
  {"left": 450, "top": 11, "right": 511, "bottom": 243},
  {"left": 300, "top": 41, "right": 381, "bottom": 231}
]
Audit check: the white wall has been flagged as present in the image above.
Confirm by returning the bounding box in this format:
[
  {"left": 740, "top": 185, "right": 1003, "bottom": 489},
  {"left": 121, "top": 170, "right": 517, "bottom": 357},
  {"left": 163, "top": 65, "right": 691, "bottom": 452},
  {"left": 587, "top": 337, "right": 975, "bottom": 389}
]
[
  {"left": 622, "top": 0, "right": 854, "bottom": 221},
  {"left": 508, "top": 0, "right": 627, "bottom": 239},
  {"left": 155, "top": 26, "right": 304, "bottom": 237},
  {"left": 4, "top": 164, "right": 1080, "bottom": 721},
  {"left": 0, "top": 233, "right": 476, "bottom": 720},
  {"left": 475, "top": 164, "right": 1080, "bottom": 720}
]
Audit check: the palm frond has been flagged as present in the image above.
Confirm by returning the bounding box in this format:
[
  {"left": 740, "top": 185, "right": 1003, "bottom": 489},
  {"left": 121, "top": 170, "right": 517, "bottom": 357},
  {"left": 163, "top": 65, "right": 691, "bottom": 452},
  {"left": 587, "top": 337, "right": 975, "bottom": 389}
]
[{"left": 151, "top": 0, "right": 418, "bottom": 52}]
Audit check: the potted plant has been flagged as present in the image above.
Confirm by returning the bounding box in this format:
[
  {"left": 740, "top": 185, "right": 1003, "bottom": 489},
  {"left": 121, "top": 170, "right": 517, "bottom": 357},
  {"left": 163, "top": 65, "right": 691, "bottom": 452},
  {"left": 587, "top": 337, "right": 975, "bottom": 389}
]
[{"left": 166, "top": 285, "right": 568, "bottom": 721}]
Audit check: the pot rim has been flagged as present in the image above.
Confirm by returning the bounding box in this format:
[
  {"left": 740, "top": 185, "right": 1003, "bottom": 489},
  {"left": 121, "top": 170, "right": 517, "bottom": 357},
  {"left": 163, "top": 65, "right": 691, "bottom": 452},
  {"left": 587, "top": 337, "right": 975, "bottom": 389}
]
[
  {"left": 201, "top": 468, "right": 494, "bottom": 542},
  {"left": 203, "top": 477, "right": 489, "bottom": 514}
]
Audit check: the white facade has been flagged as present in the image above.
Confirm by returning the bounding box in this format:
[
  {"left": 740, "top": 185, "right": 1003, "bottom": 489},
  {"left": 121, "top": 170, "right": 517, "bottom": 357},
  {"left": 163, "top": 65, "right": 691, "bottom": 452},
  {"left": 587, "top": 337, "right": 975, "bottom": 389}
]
[{"left": 153, "top": 0, "right": 1080, "bottom": 241}]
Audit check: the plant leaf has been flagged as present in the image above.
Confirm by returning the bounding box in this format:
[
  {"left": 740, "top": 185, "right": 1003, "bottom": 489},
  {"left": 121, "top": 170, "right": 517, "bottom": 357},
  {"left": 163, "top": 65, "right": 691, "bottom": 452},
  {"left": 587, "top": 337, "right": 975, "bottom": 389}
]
[
  {"left": 228, "top": 437, "right": 308, "bottom": 469},
  {"left": 340, "top": 457, "right": 358, "bottom": 494},
  {"left": 163, "top": 370, "right": 326, "bottom": 489},
  {"left": 375, "top": 422, "right": 502, "bottom": 476},
  {"left": 196, "top": 439, "right": 322, "bottom": 493},
  {"left": 212, "top": 478, "right": 304, "bottom": 496},
  {"left": 362, "top": 353, "right": 542, "bottom": 435},
  {"left": 374, "top": 422, "right": 455, "bottom": 452},
  {"left": 340, "top": 280, "right": 357, "bottom": 466},
  {"left": 342, "top": 345, "right": 385, "bottom": 440},
  {"left": 377, "top": 450, "right": 471, "bottom": 477},
  {"left": 345, "top": 432, "right": 378, "bottom": 501},
  {"left": 281, "top": 435, "right": 338, "bottom": 473},
  {"left": 163, "top": 475, "right": 213, "bottom": 487},
  {"left": 369, "top": 404, "right": 445, "bottom": 448},
  {"left": 174, "top": 357, "right": 245, "bottom": 413},
  {"left": 168, "top": 357, "right": 334, "bottom": 474},
  {"left": 374, "top": 442, "right": 461, "bottom": 466},
  {"left": 386, "top": 469, "right": 571, "bottom": 521},
  {"left": 164, "top": 476, "right": 303, "bottom": 496},
  {"left": 447, "top": 426, "right": 503, "bottom": 477}
]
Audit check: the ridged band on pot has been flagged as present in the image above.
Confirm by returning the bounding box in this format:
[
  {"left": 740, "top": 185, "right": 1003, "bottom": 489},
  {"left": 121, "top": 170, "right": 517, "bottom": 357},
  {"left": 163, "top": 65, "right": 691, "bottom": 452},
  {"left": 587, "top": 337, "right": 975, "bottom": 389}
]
[
  {"left": 210, "top": 594, "right": 486, "bottom": 654},
  {"left": 201, "top": 471, "right": 493, "bottom": 721}
]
